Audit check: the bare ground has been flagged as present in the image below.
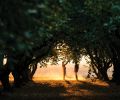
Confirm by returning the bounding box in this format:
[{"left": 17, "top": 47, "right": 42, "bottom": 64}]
[{"left": 0, "top": 79, "right": 120, "bottom": 100}]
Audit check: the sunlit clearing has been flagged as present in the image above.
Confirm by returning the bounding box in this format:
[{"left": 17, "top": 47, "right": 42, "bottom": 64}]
[
  {"left": 9, "top": 73, "right": 14, "bottom": 81},
  {"left": 33, "top": 56, "right": 89, "bottom": 81},
  {"left": 107, "top": 65, "right": 113, "bottom": 80},
  {"left": 3, "top": 58, "right": 7, "bottom": 65}
]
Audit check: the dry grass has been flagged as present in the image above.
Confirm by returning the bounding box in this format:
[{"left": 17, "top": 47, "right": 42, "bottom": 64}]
[{"left": 0, "top": 79, "right": 120, "bottom": 100}]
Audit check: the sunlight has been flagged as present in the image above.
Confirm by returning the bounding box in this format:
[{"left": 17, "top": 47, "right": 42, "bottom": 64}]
[
  {"left": 8, "top": 56, "right": 89, "bottom": 81},
  {"left": 33, "top": 74, "right": 86, "bottom": 81},
  {"left": 3, "top": 57, "right": 7, "bottom": 65},
  {"left": 33, "top": 56, "right": 89, "bottom": 81},
  {"left": 9, "top": 73, "right": 14, "bottom": 81}
]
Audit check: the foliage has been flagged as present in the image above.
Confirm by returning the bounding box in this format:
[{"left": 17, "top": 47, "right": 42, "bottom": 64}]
[{"left": 0, "top": 0, "right": 120, "bottom": 90}]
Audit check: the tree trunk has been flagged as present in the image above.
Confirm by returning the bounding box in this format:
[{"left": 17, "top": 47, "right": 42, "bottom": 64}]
[
  {"left": 99, "top": 68, "right": 109, "bottom": 81},
  {"left": 29, "top": 63, "right": 37, "bottom": 79},
  {"left": 112, "top": 59, "right": 120, "bottom": 84},
  {"left": 1, "top": 69, "right": 11, "bottom": 92}
]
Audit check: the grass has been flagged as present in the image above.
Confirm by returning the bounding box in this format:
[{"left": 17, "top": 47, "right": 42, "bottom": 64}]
[{"left": 0, "top": 79, "right": 120, "bottom": 100}]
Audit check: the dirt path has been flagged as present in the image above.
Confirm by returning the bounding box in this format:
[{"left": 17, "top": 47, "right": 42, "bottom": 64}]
[{"left": 0, "top": 80, "right": 120, "bottom": 100}]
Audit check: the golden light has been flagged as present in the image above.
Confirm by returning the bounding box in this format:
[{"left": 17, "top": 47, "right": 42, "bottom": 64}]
[
  {"left": 33, "top": 56, "right": 89, "bottom": 81},
  {"left": 3, "top": 57, "right": 7, "bottom": 65}
]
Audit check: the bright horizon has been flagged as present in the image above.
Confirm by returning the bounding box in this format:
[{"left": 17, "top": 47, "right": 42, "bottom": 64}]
[
  {"left": 33, "top": 56, "right": 113, "bottom": 81},
  {"left": 9, "top": 57, "right": 113, "bottom": 81},
  {"left": 33, "top": 57, "right": 90, "bottom": 80}
]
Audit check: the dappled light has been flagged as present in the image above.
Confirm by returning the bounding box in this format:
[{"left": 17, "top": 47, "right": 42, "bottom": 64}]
[{"left": 1, "top": 79, "right": 119, "bottom": 100}]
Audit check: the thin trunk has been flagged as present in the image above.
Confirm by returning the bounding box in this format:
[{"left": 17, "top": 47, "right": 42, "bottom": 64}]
[{"left": 29, "top": 63, "right": 37, "bottom": 79}]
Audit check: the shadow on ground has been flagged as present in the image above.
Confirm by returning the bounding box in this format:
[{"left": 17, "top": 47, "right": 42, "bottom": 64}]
[{"left": 0, "top": 80, "right": 120, "bottom": 100}]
